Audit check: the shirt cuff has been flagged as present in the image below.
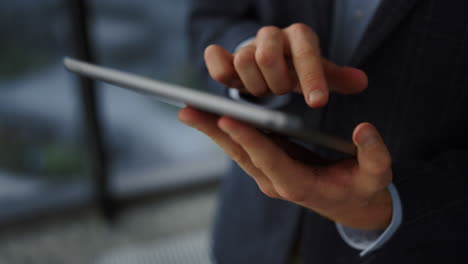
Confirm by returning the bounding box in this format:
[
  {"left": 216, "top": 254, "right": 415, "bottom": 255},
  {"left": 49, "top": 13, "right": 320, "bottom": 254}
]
[
  {"left": 336, "top": 183, "right": 403, "bottom": 257},
  {"left": 229, "top": 37, "right": 292, "bottom": 108}
]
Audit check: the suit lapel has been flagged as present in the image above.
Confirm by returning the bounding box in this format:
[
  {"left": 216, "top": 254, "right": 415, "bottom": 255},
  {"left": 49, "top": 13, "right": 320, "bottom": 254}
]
[{"left": 350, "top": 0, "right": 421, "bottom": 66}]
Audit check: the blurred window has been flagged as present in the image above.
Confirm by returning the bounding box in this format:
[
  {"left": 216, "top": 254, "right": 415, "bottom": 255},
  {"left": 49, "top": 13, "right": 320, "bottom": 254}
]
[
  {"left": 0, "top": 0, "right": 91, "bottom": 221},
  {"left": 89, "top": 0, "right": 225, "bottom": 196},
  {"left": 0, "top": 0, "right": 224, "bottom": 222}
]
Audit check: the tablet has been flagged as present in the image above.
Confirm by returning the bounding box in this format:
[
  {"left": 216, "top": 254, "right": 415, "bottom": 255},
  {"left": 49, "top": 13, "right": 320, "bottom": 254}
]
[{"left": 64, "top": 57, "right": 356, "bottom": 155}]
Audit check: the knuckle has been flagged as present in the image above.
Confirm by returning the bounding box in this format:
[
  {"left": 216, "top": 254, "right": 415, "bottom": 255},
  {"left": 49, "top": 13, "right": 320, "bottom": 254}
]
[
  {"left": 230, "top": 129, "right": 251, "bottom": 144},
  {"left": 288, "top": 23, "right": 315, "bottom": 36},
  {"left": 251, "top": 156, "right": 277, "bottom": 173},
  {"left": 255, "top": 46, "right": 278, "bottom": 67},
  {"left": 257, "top": 26, "right": 281, "bottom": 38},
  {"left": 368, "top": 152, "right": 392, "bottom": 175},
  {"left": 358, "top": 184, "right": 378, "bottom": 198},
  {"left": 229, "top": 149, "right": 250, "bottom": 166},
  {"left": 211, "top": 67, "right": 235, "bottom": 84},
  {"left": 277, "top": 186, "right": 306, "bottom": 202},
  {"left": 259, "top": 185, "right": 279, "bottom": 199},
  {"left": 289, "top": 22, "right": 308, "bottom": 30},
  {"left": 233, "top": 48, "right": 255, "bottom": 69},
  {"left": 360, "top": 173, "right": 393, "bottom": 197}
]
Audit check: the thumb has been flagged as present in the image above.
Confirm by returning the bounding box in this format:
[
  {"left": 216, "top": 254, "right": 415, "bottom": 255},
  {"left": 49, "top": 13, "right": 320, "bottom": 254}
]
[{"left": 353, "top": 122, "right": 392, "bottom": 190}]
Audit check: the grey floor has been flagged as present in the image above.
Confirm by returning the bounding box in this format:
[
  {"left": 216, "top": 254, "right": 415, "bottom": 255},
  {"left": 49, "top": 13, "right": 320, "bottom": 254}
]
[{"left": 0, "top": 187, "right": 218, "bottom": 264}]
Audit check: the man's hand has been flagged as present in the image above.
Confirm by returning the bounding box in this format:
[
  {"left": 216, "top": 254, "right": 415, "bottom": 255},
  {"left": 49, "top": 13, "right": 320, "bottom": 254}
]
[
  {"left": 179, "top": 108, "right": 392, "bottom": 230},
  {"left": 204, "top": 23, "right": 368, "bottom": 107},
  {"left": 181, "top": 23, "right": 393, "bottom": 230}
]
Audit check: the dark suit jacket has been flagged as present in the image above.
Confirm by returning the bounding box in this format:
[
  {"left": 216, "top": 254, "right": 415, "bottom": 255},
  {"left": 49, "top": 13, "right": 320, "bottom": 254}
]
[{"left": 189, "top": 1, "right": 468, "bottom": 263}]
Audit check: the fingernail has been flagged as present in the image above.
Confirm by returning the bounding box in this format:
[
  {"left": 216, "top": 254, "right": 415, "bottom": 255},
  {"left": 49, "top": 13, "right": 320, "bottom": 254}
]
[
  {"left": 356, "top": 127, "right": 378, "bottom": 147},
  {"left": 308, "top": 89, "right": 325, "bottom": 106}
]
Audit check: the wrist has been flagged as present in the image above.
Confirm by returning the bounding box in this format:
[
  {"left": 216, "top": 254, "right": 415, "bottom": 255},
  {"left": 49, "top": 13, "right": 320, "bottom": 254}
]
[{"left": 334, "top": 188, "right": 393, "bottom": 230}]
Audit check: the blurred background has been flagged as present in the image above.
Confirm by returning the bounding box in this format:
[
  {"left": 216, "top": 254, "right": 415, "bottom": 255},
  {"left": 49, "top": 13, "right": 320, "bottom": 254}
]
[{"left": 0, "top": 0, "right": 226, "bottom": 263}]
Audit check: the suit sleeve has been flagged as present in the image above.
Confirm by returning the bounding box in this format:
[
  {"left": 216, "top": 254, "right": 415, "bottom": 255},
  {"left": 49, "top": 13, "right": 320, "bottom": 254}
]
[{"left": 368, "top": 150, "right": 468, "bottom": 263}]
